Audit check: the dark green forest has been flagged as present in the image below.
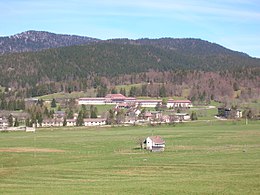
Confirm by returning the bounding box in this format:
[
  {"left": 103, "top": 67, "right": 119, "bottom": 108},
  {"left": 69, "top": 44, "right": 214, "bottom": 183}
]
[{"left": 0, "top": 38, "right": 259, "bottom": 101}]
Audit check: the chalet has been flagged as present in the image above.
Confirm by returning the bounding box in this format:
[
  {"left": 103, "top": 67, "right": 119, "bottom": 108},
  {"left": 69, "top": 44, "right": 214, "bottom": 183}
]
[
  {"left": 143, "top": 136, "right": 165, "bottom": 152},
  {"left": 83, "top": 118, "right": 106, "bottom": 126},
  {"left": 167, "top": 99, "right": 192, "bottom": 108}
]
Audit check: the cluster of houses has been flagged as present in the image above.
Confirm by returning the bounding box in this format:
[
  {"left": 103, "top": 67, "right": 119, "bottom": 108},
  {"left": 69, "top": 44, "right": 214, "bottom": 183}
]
[
  {"left": 40, "top": 110, "right": 190, "bottom": 128},
  {"left": 0, "top": 116, "right": 35, "bottom": 132},
  {"left": 1, "top": 94, "right": 193, "bottom": 129},
  {"left": 39, "top": 94, "right": 192, "bottom": 128},
  {"left": 0, "top": 111, "right": 29, "bottom": 130},
  {"left": 78, "top": 94, "right": 192, "bottom": 108}
]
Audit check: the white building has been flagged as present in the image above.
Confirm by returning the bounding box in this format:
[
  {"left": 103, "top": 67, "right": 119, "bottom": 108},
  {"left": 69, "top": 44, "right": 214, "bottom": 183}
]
[
  {"left": 78, "top": 94, "right": 136, "bottom": 105},
  {"left": 83, "top": 118, "right": 106, "bottom": 126},
  {"left": 0, "top": 118, "right": 8, "bottom": 129},
  {"left": 143, "top": 136, "right": 165, "bottom": 152},
  {"left": 167, "top": 99, "right": 192, "bottom": 108},
  {"left": 174, "top": 113, "right": 190, "bottom": 121},
  {"left": 137, "top": 100, "right": 162, "bottom": 108},
  {"left": 42, "top": 119, "right": 63, "bottom": 127},
  {"left": 66, "top": 119, "right": 76, "bottom": 126},
  {"left": 78, "top": 98, "right": 106, "bottom": 105}
]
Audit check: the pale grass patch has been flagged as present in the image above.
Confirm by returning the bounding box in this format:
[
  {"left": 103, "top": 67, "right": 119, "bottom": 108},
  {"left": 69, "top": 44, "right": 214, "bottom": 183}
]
[
  {"left": 171, "top": 144, "right": 260, "bottom": 152},
  {"left": 0, "top": 147, "right": 65, "bottom": 153}
]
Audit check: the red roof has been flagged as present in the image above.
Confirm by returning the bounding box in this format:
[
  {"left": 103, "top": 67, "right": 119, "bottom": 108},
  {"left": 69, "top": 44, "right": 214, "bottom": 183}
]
[
  {"left": 149, "top": 136, "right": 165, "bottom": 144},
  {"left": 137, "top": 100, "right": 162, "bottom": 103}
]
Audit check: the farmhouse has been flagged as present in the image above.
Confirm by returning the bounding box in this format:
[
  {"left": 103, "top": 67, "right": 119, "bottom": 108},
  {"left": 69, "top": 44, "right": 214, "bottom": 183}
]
[{"left": 143, "top": 136, "right": 165, "bottom": 152}]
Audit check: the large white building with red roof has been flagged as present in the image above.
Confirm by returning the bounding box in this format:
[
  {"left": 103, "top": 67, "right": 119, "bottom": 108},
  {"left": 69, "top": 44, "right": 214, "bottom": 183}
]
[
  {"left": 78, "top": 94, "right": 192, "bottom": 108},
  {"left": 78, "top": 94, "right": 136, "bottom": 105}
]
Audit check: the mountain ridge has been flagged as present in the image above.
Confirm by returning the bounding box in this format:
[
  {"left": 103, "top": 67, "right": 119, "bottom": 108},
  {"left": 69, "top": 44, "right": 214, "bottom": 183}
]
[
  {"left": 0, "top": 30, "right": 99, "bottom": 54},
  {"left": 0, "top": 30, "right": 254, "bottom": 58}
]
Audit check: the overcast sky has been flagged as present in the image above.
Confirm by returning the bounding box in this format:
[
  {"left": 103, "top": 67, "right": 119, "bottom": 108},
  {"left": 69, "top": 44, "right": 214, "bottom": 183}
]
[{"left": 1, "top": 0, "right": 260, "bottom": 57}]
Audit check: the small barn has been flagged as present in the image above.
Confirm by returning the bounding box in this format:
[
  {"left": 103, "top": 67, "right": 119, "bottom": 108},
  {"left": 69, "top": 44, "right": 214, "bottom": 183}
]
[{"left": 143, "top": 136, "right": 165, "bottom": 152}]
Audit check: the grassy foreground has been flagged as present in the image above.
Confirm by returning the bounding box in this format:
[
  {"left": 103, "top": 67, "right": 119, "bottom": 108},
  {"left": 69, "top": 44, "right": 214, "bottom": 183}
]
[{"left": 0, "top": 121, "right": 259, "bottom": 194}]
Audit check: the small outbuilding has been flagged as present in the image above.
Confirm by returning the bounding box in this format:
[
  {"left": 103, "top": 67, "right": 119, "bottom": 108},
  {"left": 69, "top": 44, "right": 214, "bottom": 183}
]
[{"left": 143, "top": 136, "right": 165, "bottom": 152}]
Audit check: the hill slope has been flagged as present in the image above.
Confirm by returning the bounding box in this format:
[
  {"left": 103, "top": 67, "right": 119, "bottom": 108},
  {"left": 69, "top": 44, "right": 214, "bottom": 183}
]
[
  {"left": 108, "top": 38, "right": 249, "bottom": 57},
  {"left": 0, "top": 32, "right": 259, "bottom": 99},
  {"left": 0, "top": 41, "right": 259, "bottom": 86}
]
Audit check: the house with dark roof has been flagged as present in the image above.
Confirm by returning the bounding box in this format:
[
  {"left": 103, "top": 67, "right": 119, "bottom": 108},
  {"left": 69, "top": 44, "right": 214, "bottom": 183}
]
[{"left": 143, "top": 136, "right": 165, "bottom": 152}]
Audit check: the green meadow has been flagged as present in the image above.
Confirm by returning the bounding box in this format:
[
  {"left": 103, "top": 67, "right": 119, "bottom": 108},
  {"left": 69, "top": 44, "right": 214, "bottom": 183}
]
[{"left": 0, "top": 121, "right": 259, "bottom": 194}]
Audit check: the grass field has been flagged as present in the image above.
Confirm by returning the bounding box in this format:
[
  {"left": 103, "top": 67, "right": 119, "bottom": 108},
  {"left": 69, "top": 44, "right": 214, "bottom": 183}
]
[
  {"left": 37, "top": 90, "right": 96, "bottom": 100},
  {"left": 0, "top": 121, "right": 260, "bottom": 194}
]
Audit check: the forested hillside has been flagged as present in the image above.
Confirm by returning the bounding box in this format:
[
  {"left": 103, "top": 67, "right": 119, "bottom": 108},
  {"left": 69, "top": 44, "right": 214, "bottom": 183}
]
[{"left": 0, "top": 36, "right": 259, "bottom": 102}]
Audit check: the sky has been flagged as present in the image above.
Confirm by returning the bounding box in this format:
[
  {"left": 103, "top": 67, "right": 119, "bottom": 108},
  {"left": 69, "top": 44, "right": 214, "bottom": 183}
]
[{"left": 1, "top": 0, "right": 260, "bottom": 57}]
